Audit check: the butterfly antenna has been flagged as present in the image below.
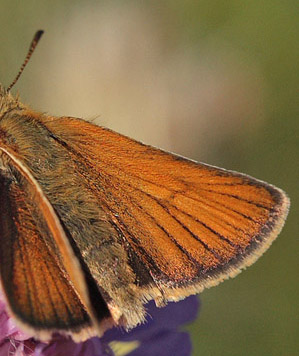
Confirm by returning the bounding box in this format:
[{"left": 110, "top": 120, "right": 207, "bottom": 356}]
[{"left": 7, "top": 30, "right": 44, "bottom": 92}]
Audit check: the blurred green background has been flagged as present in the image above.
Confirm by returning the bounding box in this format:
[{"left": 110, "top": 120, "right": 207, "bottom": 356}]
[{"left": 0, "top": 1, "right": 297, "bottom": 355}]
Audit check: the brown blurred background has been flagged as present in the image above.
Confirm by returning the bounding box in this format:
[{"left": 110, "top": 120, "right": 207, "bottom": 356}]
[{"left": 0, "top": 1, "right": 297, "bottom": 355}]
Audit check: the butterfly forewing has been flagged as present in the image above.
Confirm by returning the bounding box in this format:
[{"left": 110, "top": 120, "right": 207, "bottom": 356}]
[{"left": 40, "top": 116, "right": 289, "bottom": 298}]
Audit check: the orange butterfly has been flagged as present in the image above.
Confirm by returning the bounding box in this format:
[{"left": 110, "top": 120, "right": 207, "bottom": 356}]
[{"left": 0, "top": 31, "right": 289, "bottom": 341}]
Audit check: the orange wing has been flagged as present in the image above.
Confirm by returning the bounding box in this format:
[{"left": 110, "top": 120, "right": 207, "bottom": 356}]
[
  {"left": 40, "top": 116, "right": 289, "bottom": 302},
  {"left": 0, "top": 147, "right": 111, "bottom": 341}
]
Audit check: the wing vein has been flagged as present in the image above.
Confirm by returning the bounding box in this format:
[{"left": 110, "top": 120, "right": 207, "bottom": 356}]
[{"left": 92, "top": 154, "right": 271, "bottom": 209}]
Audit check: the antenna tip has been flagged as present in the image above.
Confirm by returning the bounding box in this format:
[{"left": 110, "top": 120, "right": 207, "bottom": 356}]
[
  {"left": 35, "top": 30, "right": 44, "bottom": 41},
  {"left": 6, "top": 30, "right": 45, "bottom": 92}
]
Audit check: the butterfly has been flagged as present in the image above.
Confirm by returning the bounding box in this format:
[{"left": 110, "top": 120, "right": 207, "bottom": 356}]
[{"left": 0, "top": 31, "right": 289, "bottom": 341}]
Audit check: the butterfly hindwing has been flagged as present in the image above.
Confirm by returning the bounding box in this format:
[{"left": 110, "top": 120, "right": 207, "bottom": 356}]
[{"left": 0, "top": 148, "right": 99, "bottom": 341}]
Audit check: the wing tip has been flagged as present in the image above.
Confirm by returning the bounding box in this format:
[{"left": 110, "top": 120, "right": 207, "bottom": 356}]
[{"left": 153, "top": 183, "right": 290, "bottom": 302}]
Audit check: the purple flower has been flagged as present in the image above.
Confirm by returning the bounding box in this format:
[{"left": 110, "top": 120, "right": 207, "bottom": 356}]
[
  {"left": 0, "top": 290, "right": 199, "bottom": 356},
  {"left": 105, "top": 296, "right": 200, "bottom": 356}
]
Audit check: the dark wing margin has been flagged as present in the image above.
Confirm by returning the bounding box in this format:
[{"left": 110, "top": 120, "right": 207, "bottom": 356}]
[{"left": 88, "top": 155, "right": 290, "bottom": 294}]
